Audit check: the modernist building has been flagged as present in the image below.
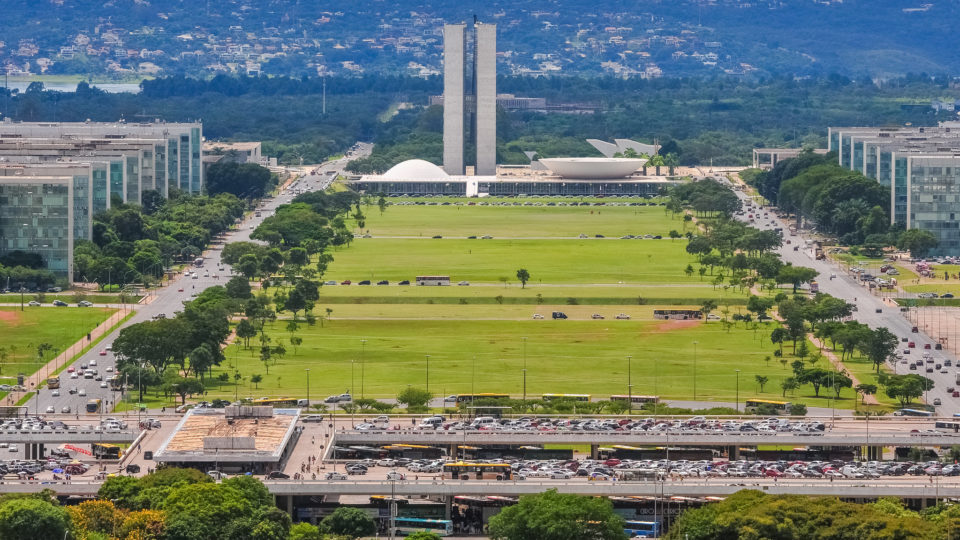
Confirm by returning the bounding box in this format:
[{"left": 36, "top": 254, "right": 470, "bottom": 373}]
[
  {"left": 0, "top": 121, "right": 204, "bottom": 280},
  {"left": 443, "top": 21, "right": 497, "bottom": 176},
  {"left": 829, "top": 122, "right": 960, "bottom": 255}
]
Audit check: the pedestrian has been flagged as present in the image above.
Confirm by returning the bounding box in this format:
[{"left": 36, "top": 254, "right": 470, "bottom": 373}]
[{"left": 312, "top": 436, "right": 315, "bottom": 445}]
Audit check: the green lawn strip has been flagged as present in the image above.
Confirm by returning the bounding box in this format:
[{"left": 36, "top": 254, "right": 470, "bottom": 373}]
[
  {"left": 15, "top": 392, "right": 35, "bottom": 406},
  {"left": 903, "top": 284, "right": 960, "bottom": 295},
  {"left": 896, "top": 298, "right": 960, "bottom": 307},
  {"left": 324, "top": 238, "right": 725, "bottom": 285},
  {"left": 0, "top": 294, "right": 141, "bottom": 304},
  {"left": 316, "top": 296, "right": 748, "bottom": 306},
  {"left": 383, "top": 196, "right": 668, "bottom": 205},
  {"left": 0, "top": 307, "right": 114, "bottom": 383},
  {"left": 211, "top": 317, "right": 863, "bottom": 409},
  {"left": 357, "top": 203, "right": 684, "bottom": 238},
  {"left": 307, "top": 304, "right": 730, "bottom": 321}
]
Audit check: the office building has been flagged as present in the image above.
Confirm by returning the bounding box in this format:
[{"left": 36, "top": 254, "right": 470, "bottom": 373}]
[
  {"left": 0, "top": 121, "right": 204, "bottom": 280},
  {"left": 443, "top": 21, "right": 497, "bottom": 176},
  {"left": 829, "top": 122, "right": 960, "bottom": 255}
]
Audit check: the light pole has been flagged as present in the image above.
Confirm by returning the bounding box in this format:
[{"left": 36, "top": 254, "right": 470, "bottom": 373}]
[
  {"left": 360, "top": 339, "right": 367, "bottom": 398},
  {"left": 425, "top": 355, "right": 430, "bottom": 393},
  {"left": 306, "top": 368, "right": 310, "bottom": 408},
  {"left": 735, "top": 369, "right": 741, "bottom": 413},
  {"left": 522, "top": 337, "right": 527, "bottom": 402},
  {"left": 627, "top": 355, "right": 633, "bottom": 415},
  {"left": 350, "top": 361, "right": 355, "bottom": 396},
  {"left": 692, "top": 341, "right": 699, "bottom": 400},
  {"left": 654, "top": 359, "right": 659, "bottom": 416}
]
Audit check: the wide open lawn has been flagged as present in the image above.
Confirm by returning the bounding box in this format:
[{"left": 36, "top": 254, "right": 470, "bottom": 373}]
[
  {"left": 0, "top": 307, "right": 114, "bottom": 381},
  {"left": 326, "top": 238, "right": 711, "bottom": 285},
  {"left": 361, "top": 202, "right": 684, "bottom": 238},
  {"left": 212, "top": 316, "right": 862, "bottom": 409}
]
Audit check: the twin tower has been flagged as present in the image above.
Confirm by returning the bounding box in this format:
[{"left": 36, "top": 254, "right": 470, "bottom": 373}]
[{"left": 443, "top": 22, "right": 497, "bottom": 176}]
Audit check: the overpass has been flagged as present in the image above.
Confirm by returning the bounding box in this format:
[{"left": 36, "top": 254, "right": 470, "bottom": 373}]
[
  {"left": 3, "top": 478, "right": 959, "bottom": 501},
  {"left": 334, "top": 429, "right": 960, "bottom": 449},
  {"left": 0, "top": 430, "right": 139, "bottom": 444}
]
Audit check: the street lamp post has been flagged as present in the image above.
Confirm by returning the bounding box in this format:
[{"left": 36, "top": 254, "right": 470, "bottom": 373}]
[
  {"left": 350, "top": 361, "right": 355, "bottom": 397},
  {"left": 522, "top": 337, "right": 527, "bottom": 401},
  {"left": 306, "top": 368, "right": 310, "bottom": 408},
  {"left": 425, "top": 355, "right": 430, "bottom": 393},
  {"left": 692, "top": 341, "right": 699, "bottom": 400},
  {"left": 627, "top": 355, "right": 633, "bottom": 415},
  {"left": 735, "top": 369, "right": 741, "bottom": 413},
  {"left": 360, "top": 339, "right": 367, "bottom": 398}
]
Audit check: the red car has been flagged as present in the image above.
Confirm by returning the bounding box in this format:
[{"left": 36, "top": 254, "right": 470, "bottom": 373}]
[
  {"left": 604, "top": 459, "right": 621, "bottom": 467},
  {"left": 924, "top": 344, "right": 932, "bottom": 350},
  {"left": 98, "top": 350, "right": 107, "bottom": 356},
  {"left": 178, "top": 287, "right": 184, "bottom": 292},
  {"left": 909, "top": 342, "right": 916, "bottom": 348},
  {"left": 341, "top": 280, "right": 352, "bottom": 285},
  {"left": 764, "top": 469, "right": 782, "bottom": 477}
]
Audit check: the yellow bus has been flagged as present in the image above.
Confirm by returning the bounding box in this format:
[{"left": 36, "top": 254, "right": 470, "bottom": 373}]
[
  {"left": 610, "top": 395, "right": 658, "bottom": 405},
  {"left": 251, "top": 397, "right": 300, "bottom": 407},
  {"left": 744, "top": 399, "right": 790, "bottom": 414},
  {"left": 443, "top": 462, "right": 512, "bottom": 481},
  {"left": 454, "top": 393, "right": 509, "bottom": 403},
  {"left": 46, "top": 377, "right": 60, "bottom": 390},
  {"left": 86, "top": 399, "right": 102, "bottom": 413},
  {"left": 542, "top": 393, "right": 591, "bottom": 402}
]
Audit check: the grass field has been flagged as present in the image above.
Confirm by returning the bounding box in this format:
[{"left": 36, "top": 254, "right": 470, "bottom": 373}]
[
  {"left": 360, "top": 203, "right": 683, "bottom": 238},
  {"left": 202, "top": 317, "right": 865, "bottom": 409},
  {"left": 0, "top": 294, "right": 140, "bottom": 304},
  {"left": 0, "top": 307, "right": 115, "bottom": 382},
  {"left": 327, "top": 238, "right": 715, "bottom": 285}
]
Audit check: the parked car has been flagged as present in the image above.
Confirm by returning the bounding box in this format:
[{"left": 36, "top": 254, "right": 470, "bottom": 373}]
[
  {"left": 27, "top": 301, "right": 41, "bottom": 307},
  {"left": 398, "top": 280, "right": 411, "bottom": 285},
  {"left": 591, "top": 314, "right": 605, "bottom": 320},
  {"left": 340, "top": 280, "right": 352, "bottom": 285},
  {"left": 532, "top": 314, "right": 544, "bottom": 319},
  {"left": 377, "top": 280, "right": 389, "bottom": 285},
  {"left": 616, "top": 313, "right": 631, "bottom": 320},
  {"left": 52, "top": 300, "right": 68, "bottom": 307}
]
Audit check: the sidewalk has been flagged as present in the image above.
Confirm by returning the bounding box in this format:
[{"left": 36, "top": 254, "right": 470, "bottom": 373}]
[
  {"left": 808, "top": 336, "right": 879, "bottom": 406},
  {"left": 4, "top": 307, "right": 132, "bottom": 408}
]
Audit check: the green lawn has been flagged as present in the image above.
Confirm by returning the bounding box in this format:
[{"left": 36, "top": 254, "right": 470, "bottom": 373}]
[
  {"left": 0, "top": 293, "right": 140, "bottom": 304},
  {"left": 360, "top": 203, "right": 684, "bottom": 238},
  {"left": 209, "top": 317, "right": 863, "bottom": 409},
  {"left": 326, "top": 238, "right": 711, "bottom": 285},
  {"left": 903, "top": 284, "right": 960, "bottom": 295},
  {"left": 0, "top": 307, "right": 115, "bottom": 381}
]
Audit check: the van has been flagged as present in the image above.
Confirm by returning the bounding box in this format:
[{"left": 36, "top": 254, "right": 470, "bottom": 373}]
[
  {"left": 296, "top": 399, "right": 309, "bottom": 407},
  {"left": 470, "top": 417, "right": 498, "bottom": 429},
  {"left": 418, "top": 416, "right": 444, "bottom": 429},
  {"left": 551, "top": 311, "right": 568, "bottom": 319}
]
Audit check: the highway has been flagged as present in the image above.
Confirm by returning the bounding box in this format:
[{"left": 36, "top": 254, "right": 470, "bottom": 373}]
[
  {"left": 3, "top": 477, "right": 960, "bottom": 500},
  {"left": 26, "top": 144, "right": 370, "bottom": 433},
  {"left": 732, "top": 184, "right": 960, "bottom": 415}
]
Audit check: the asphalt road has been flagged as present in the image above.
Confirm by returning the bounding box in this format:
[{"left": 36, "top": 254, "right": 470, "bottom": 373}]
[
  {"left": 29, "top": 144, "right": 370, "bottom": 418},
  {"left": 731, "top": 184, "right": 959, "bottom": 415}
]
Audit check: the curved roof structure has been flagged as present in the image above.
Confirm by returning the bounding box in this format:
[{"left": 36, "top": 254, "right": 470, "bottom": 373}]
[
  {"left": 382, "top": 159, "right": 449, "bottom": 180},
  {"left": 538, "top": 157, "right": 647, "bottom": 179}
]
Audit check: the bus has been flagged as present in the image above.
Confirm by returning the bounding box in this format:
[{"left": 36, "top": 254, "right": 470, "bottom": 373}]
[
  {"left": 392, "top": 517, "right": 453, "bottom": 537},
  {"left": 896, "top": 408, "right": 934, "bottom": 417},
  {"left": 92, "top": 443, "right": 122, "bottom": 459},
  {"left": 46, "top": 377, "right": 60, "bottom": 390},
  {"left": 251, "top": 397, "right": 300, "bottom": 407},
  {"left": 443, "top": 462, "right": 512, "bottom": 481},
  {"left": 624, "top": 521, "right": 661, "bottom": 538},
  {"left": 744, "top": 399, "right": 791, "bottom": 414},
  {"left": 542, "top": 393, "right": 591, "bottom": 402},
  {"left": 86, "top": 399, "right": 102, "bottom": 413},
  {"left": 454, "top": 393, "right": 509, "bottom": 404},
  {"left": 610, "top": 395, "right": 658, "bottom": 405},
  {"left": 935, "top": 421, "right": 960, "bottom": 432}
]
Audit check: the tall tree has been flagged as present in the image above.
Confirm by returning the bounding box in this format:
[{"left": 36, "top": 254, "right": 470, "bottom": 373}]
[{"left": 488, "top": 489, "right": 627, "bottom": 540}]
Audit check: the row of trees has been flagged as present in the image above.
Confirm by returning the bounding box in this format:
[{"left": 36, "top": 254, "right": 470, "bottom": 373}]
[
  {"left": 0, "top": 467, "right": 399, "bottom": 540},
  {"left": 748, "top": 151, "right": 939, "bottom": 255},
  {"left": 74, "top": 191, "right": 246, "bottom": 289}
]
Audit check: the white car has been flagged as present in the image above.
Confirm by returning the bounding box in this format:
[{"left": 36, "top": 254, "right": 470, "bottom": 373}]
[
  {"left": 51, "top": 389, "right": 60, "bottom": 397},
  {"left": 532, "top": 314, "right": 544, "bottom": 320},
  {"left": 324, "top": 472, "right": 347, "bottom": 481},
  {"left": 386, "top": 470, "right": 406, "bottom": 481},
  {"left": 45, "top": 406, "right": 55, "bottom": 414},
  {"left": 78, "top": 389, "right": 86, "bottom": 397}
]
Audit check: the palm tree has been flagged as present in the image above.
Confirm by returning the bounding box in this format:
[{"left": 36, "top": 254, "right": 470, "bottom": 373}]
[
  {"left": 649, "top": 154, "right": 665, "bottom": 175},
  {"left": 664, "top": 153, "right": 679, "bottom": 175}
]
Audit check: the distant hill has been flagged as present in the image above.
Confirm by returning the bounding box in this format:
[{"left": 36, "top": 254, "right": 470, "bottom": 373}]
[{"left": 2, "top": 0, "right": 957, "bottom": 79}]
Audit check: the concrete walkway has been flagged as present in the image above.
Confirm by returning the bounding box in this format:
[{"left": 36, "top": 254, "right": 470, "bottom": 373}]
[{"left": 808, "top": 336, "right": 879, "bottom": 406}]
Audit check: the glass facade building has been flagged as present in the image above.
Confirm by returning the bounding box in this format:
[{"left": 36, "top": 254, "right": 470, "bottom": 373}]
[
  {"left": 829, "top": 123, "right": 960, "bottom": 255},
  {"left": 0, "top": 177, "right": 72, "bottom": 277},
  {"left": 0, "top": 121, "right": 204, "bottom": 280}
]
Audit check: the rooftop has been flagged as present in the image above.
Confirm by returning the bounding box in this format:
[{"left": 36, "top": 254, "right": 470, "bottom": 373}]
[{"left": 154, "top": 407, "right": 299, "bottom": 463}]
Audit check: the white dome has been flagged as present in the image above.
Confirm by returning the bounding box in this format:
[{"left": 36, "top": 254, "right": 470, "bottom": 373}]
[
  {"left": 382, "top": 159, "right": 450, "bottom": 180},
  {"left": 538, "top": 157, "right": 647, "bottom": 179}
]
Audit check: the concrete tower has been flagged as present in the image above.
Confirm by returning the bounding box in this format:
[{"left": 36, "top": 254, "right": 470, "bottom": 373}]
[
  {"left": 442, "top": 24, "right": 465, "bottom": 175},
  {"left": 443, "top": 21, "right": 496, "bottom": 176}
]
